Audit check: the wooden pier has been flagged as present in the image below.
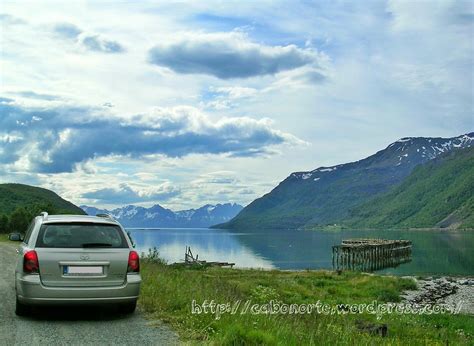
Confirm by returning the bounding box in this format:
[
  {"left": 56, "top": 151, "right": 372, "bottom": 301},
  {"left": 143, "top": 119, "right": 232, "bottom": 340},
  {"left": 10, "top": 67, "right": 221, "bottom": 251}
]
[{"left": 332, "top": 239, "right": 412, "bottom": 272}]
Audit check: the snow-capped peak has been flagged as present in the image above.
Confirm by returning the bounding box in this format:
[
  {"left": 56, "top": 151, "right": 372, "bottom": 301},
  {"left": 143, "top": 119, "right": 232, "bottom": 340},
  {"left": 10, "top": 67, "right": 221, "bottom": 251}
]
[
  {"left": 291, "top": 132, "right": 473, "bottom": 181},
  {"left": 81, "top": 202, "right": 243, "bottom": 228}
]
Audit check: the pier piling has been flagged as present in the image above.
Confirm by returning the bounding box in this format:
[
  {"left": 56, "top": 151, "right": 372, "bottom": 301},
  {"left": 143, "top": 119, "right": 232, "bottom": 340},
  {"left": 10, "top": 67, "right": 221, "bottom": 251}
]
[{"left": 332, "top": 239, "right": 412, "bottom": 272}]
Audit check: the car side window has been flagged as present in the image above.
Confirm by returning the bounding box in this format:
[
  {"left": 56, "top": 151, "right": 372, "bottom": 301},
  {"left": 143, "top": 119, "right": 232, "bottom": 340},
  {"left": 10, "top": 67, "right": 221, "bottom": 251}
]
[{"left": 23, "top": 220, "right": 36, "bottom": 245}]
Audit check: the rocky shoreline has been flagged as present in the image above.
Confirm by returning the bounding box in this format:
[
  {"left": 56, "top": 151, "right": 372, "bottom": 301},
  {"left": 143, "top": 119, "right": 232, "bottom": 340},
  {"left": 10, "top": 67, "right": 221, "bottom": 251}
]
[{"left": 401, "top": 276, "right": 474, "bottom": 315}]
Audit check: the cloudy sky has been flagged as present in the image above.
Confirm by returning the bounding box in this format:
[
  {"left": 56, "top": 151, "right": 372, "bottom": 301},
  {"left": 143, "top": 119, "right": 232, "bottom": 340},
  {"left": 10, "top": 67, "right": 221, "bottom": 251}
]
[{"left": 1, "top": 0, "right": 473, "bottom": 210}]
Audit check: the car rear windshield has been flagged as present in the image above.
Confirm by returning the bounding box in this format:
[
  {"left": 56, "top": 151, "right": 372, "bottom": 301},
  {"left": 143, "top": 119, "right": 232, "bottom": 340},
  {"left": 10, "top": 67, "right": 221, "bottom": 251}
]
[{"left": 35, "top": 222, "right": 128, "bottom": 248}]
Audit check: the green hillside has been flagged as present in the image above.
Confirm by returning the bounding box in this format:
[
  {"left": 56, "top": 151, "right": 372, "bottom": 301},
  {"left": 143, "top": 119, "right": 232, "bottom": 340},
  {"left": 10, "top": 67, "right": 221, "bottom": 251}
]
[
  {"left": 0, "top": 183, "right": 84, "bottom": 215},
  {"left": 346, "top": 147, "right": 474, "bottom": 229},
  {"left": 0, "top": 183, "right": 85, "bottom": 233}
]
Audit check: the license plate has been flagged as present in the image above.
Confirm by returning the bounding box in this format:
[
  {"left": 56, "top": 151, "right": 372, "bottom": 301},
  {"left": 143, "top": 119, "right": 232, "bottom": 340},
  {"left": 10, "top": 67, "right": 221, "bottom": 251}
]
[{"left": 64, "top": 266, "right": 103, "bottom": 275}]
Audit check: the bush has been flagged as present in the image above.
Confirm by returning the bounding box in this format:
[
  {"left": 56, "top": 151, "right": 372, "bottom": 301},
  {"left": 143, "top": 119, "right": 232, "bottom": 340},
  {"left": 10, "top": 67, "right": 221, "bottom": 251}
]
[
  {"left": 0, "top": 202, "right": 64, "bottom": 234},
  {"left": 8, "top": 207, "right": 30, "bottom": 233},
  {"left": 142, "top": 247, "right": 167, "bottom": 265}
]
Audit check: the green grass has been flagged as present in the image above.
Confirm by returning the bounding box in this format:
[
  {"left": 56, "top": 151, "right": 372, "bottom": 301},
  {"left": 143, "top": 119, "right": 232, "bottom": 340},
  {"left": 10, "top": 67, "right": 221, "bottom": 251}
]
[
  {"left": 138, "top": 260, "right": 473, "bottom": 345},
  {"left": 0, "top": 234, "right": 9, "bottom": 242}
]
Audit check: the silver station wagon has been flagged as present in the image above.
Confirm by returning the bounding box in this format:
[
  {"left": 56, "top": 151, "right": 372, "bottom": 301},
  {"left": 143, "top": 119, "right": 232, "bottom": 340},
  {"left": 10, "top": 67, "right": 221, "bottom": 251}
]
[{"left": 9, "top": 213, "right": 141, "bottom": 316}]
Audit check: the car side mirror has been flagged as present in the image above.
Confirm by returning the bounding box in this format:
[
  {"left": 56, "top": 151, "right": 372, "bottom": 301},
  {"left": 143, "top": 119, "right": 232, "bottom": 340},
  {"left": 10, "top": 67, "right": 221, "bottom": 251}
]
[{"left": 8, "top": 233, "right": 23, "bottom": 242}]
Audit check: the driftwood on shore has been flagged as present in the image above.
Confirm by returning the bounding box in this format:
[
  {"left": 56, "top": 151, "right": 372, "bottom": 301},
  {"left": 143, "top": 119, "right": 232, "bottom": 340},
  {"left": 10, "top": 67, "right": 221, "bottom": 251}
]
[
  {"left": 172, "top": 246, "right": 235, "bottom": 268},
  {"left": 332, "top": 238, "right": 412, "bottom": 272}
]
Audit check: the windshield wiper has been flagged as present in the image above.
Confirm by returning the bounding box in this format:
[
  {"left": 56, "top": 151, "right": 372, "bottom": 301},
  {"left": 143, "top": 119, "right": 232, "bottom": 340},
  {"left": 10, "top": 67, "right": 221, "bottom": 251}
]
[{"left": 81, "top": 242, "right": 113, "bottom": 248}]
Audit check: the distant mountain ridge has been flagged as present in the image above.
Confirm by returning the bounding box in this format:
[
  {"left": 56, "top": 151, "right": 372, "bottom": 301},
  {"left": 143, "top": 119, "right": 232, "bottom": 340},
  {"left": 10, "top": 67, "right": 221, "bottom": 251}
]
[
  {"left": 216, "top": 132, "right": 473, "bottom": 230},
  {"left": 81, "top": 203, "right": 243, "bottom": 228}
]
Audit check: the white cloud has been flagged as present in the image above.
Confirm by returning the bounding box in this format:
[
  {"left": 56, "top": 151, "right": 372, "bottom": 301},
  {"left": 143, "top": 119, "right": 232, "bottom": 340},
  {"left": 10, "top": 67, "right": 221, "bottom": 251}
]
[
  {"left": 83, "top": 182, "right": 180, "bottom": 204},
  {"left": 148, "top": 31, "right": 323, "bottom": 79},
  {"left": 210, "top": 86, "right": 258, "bottom": 99},
  {"left": 387, "top": 0, "right": 473, "bottom": 32},
  {"left": 0, "top": 100, "right": 305, "bottom": 173}
]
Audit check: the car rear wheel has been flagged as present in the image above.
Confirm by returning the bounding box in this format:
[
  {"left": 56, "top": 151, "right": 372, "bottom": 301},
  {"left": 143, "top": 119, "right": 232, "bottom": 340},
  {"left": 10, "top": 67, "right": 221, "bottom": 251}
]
[
  {"left": 118, "top": 301, "right": 137, "bottom": 314},
  {"left": 15, "top": 297, "right": 30, "bottom": 317}
]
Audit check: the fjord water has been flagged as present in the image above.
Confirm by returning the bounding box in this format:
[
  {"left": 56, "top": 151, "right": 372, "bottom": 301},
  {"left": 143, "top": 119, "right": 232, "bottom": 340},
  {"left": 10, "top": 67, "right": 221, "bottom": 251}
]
[{"left": 128, "top": 228, "right": 474, "bottom": 276}]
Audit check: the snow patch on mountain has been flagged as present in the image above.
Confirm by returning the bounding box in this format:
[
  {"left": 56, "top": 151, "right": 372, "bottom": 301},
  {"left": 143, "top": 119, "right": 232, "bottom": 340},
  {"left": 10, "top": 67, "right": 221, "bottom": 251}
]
[{"left": 291, "top": 132, "right": 473, "bottom": 181}]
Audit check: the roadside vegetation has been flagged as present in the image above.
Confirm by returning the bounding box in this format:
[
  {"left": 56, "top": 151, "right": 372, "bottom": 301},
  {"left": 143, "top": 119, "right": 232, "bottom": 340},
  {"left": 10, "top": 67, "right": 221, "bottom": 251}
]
[
  {"left": 0, "top": 203, "right": 58, "bottom": 234},
  {"left": 139, "top": 253, "right": 473, "bottom": 345}
]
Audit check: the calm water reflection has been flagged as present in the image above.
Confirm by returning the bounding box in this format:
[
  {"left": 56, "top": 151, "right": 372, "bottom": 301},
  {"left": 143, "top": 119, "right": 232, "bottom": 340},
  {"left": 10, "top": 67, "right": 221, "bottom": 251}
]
[{"left": 128, "top": 228, "right": 474, "bottom": 276}]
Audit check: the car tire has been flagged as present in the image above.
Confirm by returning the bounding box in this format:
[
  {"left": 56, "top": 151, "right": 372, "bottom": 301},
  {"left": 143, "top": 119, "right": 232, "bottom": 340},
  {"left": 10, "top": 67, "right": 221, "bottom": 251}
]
[
  {"left": 119, "top": 301, "right": 137, "bottom": 314},
  {"left": 15, "top": 297, "right": 30, "bottom": 317}
]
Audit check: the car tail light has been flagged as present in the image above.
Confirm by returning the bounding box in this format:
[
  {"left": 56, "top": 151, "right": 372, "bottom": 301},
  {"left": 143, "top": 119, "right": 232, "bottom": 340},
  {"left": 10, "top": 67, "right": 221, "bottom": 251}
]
[
  {"left": 23, "top": 250, "right": 39, "bottom": 274},
  {"left": 128, "top": 251, "right": 140, "bottom": 273}
]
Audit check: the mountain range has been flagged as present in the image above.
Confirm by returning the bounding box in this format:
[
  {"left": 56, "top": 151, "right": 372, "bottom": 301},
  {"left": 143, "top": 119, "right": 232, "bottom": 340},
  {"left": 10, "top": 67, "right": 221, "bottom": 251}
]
[
  {"left": 81, "top": 203, "right": 243, "bottom": 228},
  {"left": 216, "top": 132, "right": 473, "bottom": 230},
  {"left": 2, "top": 132, "right": 472, "bottom": 231}
]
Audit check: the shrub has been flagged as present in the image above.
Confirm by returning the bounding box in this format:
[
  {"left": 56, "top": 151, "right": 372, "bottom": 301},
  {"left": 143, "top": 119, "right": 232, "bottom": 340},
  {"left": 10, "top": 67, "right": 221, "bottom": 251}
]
[
  {"left": 142, "top": 247, "right": 167, "bottom": 265},
  {"left": 0, "top": 214, "right": 9, "bottom": 234}
]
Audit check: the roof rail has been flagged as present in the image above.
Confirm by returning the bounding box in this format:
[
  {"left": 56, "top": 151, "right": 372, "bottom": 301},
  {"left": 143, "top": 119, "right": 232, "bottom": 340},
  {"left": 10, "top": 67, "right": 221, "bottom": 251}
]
[
  {"left": 96, "top": 213, "right": 115, "bottom": 220},
  {"left": 40, "top": 211, "right": 48, "bottom": 221}
]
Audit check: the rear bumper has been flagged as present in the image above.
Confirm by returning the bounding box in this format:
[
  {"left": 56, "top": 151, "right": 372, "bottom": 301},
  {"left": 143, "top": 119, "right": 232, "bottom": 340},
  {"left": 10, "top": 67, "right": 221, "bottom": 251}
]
[{"left": 16, "top": 273, "right": 141, "bottom": 305}]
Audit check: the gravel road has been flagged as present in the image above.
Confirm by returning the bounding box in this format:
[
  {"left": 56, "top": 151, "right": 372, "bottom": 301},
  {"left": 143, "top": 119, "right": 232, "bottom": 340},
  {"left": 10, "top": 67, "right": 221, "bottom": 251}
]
[{"left": 0, "top": 242, "right": 178, "bottom": 345}]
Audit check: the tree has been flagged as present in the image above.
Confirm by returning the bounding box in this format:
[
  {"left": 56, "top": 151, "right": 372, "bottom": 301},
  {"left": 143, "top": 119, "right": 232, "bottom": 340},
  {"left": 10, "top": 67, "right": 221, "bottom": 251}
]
[
  {"left": 8, "top": 207, "right": 30, "bottom": 234},
  {"left": 0, "top": 214, "right": 9, "bottom": 234},
  {"left": 27, "top": 202, "right": 56, "bottom": 218}
]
